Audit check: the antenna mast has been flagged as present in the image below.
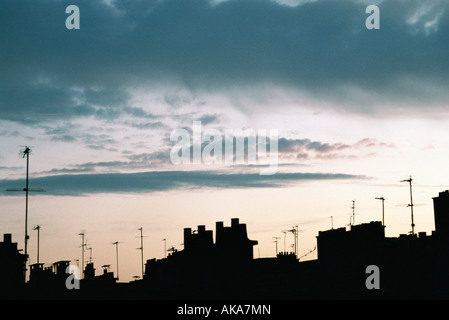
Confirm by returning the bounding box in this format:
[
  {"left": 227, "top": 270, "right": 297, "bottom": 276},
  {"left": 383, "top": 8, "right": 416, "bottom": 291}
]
[
  {"left": 6, "top": 146, "right": 44, "bottom": 280},
  {"left": 113, "top": 241, "right": 120, "bottom": 281},
  {"left": 294, "top": 225, "right": 299, "bottom": 258},
  {"left": 24, "top": 147, "right": 30, "bottom": 260},
  {"left": 351, "top": 200, "right": 356, "bottom": 225},
  {"left": 272, "top": 237, "right": 281, "bottom": 256},
  {"left": 282, "top": 231, "right": 287, "bottom": 253},
  {"left": 375, "top": 197, "right": 385, "bottom": 227},
  {"left": 137, "top": 227, "right": 145, "bottom": 279},
  {"left": 284, "top": 225, "right": 299, "bottom": 258},
  {"left": 33, "top": 225, "right": 41, "bottom": 264},
  {"left": 78, "top": 230, "right": 87, "bottom": 278},
  {"left": 87, "top": 247, "right": 93, "bottom": 264},
  {"left": 401, "top": 176, "right": 415, "bottom": 235}
]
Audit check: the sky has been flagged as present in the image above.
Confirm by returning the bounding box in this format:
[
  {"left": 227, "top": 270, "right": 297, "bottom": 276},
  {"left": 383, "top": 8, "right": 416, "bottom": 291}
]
[{"left": 1, "top": 0, "right": 449, "bottom": 283}]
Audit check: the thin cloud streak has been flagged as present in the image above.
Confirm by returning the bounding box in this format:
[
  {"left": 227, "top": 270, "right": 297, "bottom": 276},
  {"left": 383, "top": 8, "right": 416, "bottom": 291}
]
[{"left": 0, "top": 170, "right": 365, "bottom": 196}]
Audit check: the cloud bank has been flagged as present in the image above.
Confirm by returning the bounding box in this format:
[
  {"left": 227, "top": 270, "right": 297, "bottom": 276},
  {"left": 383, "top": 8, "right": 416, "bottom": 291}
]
[
  {"left": 1, "top": 0, "right": 449, "bottom": 126},
  {"left": 0, "top": 170, "right": 364, "bottom": 196}
]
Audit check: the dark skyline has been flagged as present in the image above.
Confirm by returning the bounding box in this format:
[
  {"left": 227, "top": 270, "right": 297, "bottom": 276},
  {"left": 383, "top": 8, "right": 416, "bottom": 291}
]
[
  {"left": 2, "top": 0, "right": 449, "bottom": 286},
  {"left": 3, "top": 189, "right": 449, "bottom": 299}
]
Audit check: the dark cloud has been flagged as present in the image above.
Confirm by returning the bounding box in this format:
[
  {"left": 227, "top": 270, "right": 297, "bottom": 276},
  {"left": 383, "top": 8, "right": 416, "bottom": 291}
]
[
  {"left": 278, "top": 136, "right": 394, "bottom": 160},
  {"left": 124, "top": 120, "right": 167, "bottom": 130},
  {"left": 122, "top": 107, "right": 161, "bottom": 119},
  {"left": 0, "top": 170, "right": 364, "bottom": 196},
  {"left": 34, "top": 152, "right": 172, "bottom": 176},
  {"left": 278, "top": 138, "right": 350, "bottom": 153},
  {"left": 0, "top": 166, "right": 22, "bottom": 171},
  {"left": 197, "top": 114, "right": 221, "bottom": 125},
  {"left": 1, "top": 0, "right": 448, "bottom": 129},
  {"left": 0, "top": 79, "right": 97, "bottom": 124},
  {"left": 126, "top": 151, "right": 171, "bottom": 164}
]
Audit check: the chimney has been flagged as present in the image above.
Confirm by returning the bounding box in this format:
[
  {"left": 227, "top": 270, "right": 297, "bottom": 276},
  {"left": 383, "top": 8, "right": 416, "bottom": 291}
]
[
  {"left": 3, "top": 233, "right": 12, "bottom": 244},
  {"left": 184, "top": 228, "right": 192, "bottom": 249},
  {"left": 216, "top": 221, "right": 224, "bottom": 243}
]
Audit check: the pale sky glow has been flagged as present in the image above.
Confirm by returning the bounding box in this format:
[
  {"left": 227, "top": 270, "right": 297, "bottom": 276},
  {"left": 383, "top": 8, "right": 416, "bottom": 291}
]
[{"left": 1, "top": 0, "right": 449, "bottom": 283}]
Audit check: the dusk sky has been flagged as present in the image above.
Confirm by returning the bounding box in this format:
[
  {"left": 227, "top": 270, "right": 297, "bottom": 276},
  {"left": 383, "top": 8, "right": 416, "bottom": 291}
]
[{"left": 1, "top": 0, "right": 449, "bottom": 282}]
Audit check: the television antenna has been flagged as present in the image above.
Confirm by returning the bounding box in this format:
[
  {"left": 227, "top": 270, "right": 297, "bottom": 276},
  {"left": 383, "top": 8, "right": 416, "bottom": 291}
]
[
  {"left": 136, "top": 227, "right": 147, "bottom": 279},
  {"left": 351, "top": 200, "right": 356, "bottom": 225},
  {"left": 6, "top": 146, "right": 44, "bottom": 275},
  {"left": 281, "top": 230, "right": 287, "bottom": 253},
  {"left": 78, "top": 230, "right": 87, "bottom": 278},
  {"left": 375, "top": 197, "right": 386, "bottom": 227},
  {"left": 272, "top": 236, "right": 281, "bottom": 255},
  {"left": 87, "top": 247, "right": 93, "bottom": 264},
  {"left": 167, "top": 245, "right": 177, "bottom": 254},
  {"left": 282, "top": 225, "right": 300, "bottom": 258},
  {"left": 33, "top": 225, "right": 41, "bottom": 264},
  {"left": 112, "top": 241, "right": 120, "bottom": 280},
  {"left": 401, "top": 176, "right": 415, "bottom": 235}
]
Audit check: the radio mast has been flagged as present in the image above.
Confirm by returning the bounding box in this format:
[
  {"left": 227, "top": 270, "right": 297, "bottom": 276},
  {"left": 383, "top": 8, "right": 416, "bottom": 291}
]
[
  {"left": 375, "top": 197, "right": 385, "bottom": 227},
  {"left": 137, "top": 227, "right": 145, "bottom": 279},
  {"left": 401, "top": 176, "right": 415, "bottom": 235},
  {"left": 6, "top": 146, "right": 44, "bottom": 278}
]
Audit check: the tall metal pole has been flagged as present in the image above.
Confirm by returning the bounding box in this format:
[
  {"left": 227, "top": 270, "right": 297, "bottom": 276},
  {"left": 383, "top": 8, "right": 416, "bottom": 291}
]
[
  {"left": 79, "top": 231, "right": 86, "bottom": 278},
  {"left": 375, "top": 197, "right": 385, "bottom": 226},
  {"left": 33, "top": 225, "right": 40, "bottom": 264},
  {"left": 138, "top": 227, "right": 144, "bottom": 279},
  {"left": 24, "top": 147, "right": 29, "bottom": 261},
  {"left": 272, "top": 237, "right": 280, "bottom": 256},
  {"left": 295, "top": 225, "right": 298, "bottom": 258},
  {"left": 289, "top": 226, "right": 298, "bottom": 258},
  {"left": 113, "top": 241, "right": 119, "bottom": 281},
  {"left": 6, "top": 146, "right": 45, "bottom": 281},
  {"left": 88, "top": 247, "right": 93, "bottom": 264},
  {"left": 282, "top": 231, "right": 286, "bottom": 253},
  {"left": 401, "top": 176, "right": 415, "bottom": 235},
  {"left": 410, "top": 179, "right": 415, "bottom": 235},
  {"left": 351, "top": 200, "right": 355, "bottom": 226}
]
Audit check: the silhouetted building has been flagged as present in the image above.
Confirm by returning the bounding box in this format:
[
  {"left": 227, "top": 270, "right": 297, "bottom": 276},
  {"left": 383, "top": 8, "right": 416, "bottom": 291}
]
[
  {"left": 216, "top": 218, "right": 258, "bottom": 261},
  {"left": 143, "top": 218, "right": 258, "bottom": 298},
  {"left": 84, "top": 262, "right": 95, "bottom": 280},
  {"left": 29, "top": 262, "right": 54, "bottom": 287},
  {"left": 29, "top": 260, "right": 70, "bottom": 288},
  {"left": 52, "top": 260, "right": 71, "bottom": 277},
  {"left": 318, "top": 221, "right": 385, "bottom": 267},
  {"left": 27, "top": 260, "right": 118, "bottom": 298},
  {"left": 434, "top": 190, "right": 449, "bottom": 237},
  {"left": 183, "top": 225, "right": 214, "bottom": 256},
  {"left": 316, "top": 219, "right": 442, "bottom": 298},
  {"left": 316, "top": 222, "right": 385, "bottom": 297},
  {"left": 432, "top": 190, "right": 449, "bottom": 294},
  {"left": 0, "top": 234, "right": 27, "bottom": 297},
  {"left": 80, "top": 263, "right": 117, "bottom": 298},
  {"left": 6, "top": 191, "right": 449, "bottom": 299}
]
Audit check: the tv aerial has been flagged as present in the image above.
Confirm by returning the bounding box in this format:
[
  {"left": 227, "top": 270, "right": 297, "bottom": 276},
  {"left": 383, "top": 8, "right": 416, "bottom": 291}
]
[{"left": 6, "top": 146, "right": 45, "bottom": 271}]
